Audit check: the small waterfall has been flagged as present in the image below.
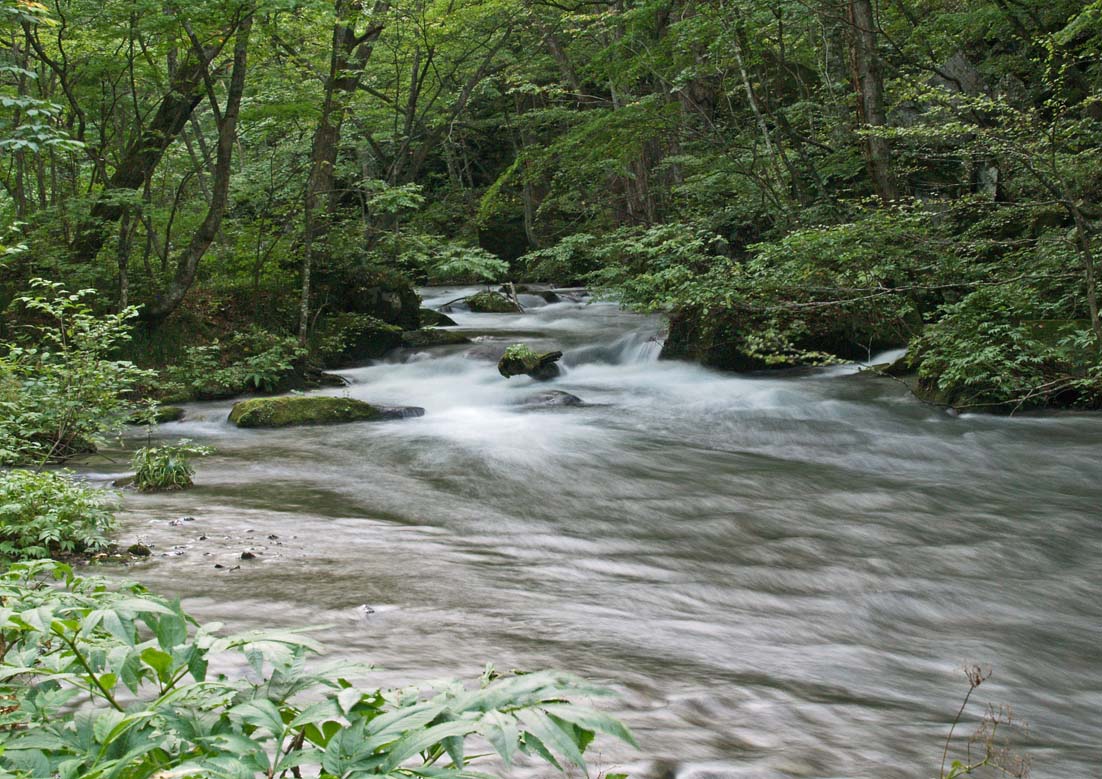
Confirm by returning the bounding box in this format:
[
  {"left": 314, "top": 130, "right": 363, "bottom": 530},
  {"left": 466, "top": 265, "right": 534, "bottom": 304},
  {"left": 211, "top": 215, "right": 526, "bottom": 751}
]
[{"left": 564, "top": 329, "right": 663, "bottom": 367}]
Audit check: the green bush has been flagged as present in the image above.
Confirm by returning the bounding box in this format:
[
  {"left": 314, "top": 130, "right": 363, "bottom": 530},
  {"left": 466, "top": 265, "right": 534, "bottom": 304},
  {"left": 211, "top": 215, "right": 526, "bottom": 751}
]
[
  {"left": 0, "top": 280, "right": 153, "bottom": 465},
  {"left": 0, "top": 470, "right": 116, "bottom": 561},
  {"left": 0, "top": 560, "right": 636, "bottom": 779},
  {"left": 910, "top": 285, "right": 1102, "bottom": 410},
  {"left": 162, "top": 326, "right": 306, "bottom": 399},
  {"left": 131, "top": 439, "right": 213, "bottom": 491}
]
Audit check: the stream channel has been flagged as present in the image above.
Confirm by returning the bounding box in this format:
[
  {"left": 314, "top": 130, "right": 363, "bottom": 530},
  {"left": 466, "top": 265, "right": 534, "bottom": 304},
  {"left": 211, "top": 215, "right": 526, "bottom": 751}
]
[{"left": 87, "top": 287, "right": 1102, "bottom": 778}]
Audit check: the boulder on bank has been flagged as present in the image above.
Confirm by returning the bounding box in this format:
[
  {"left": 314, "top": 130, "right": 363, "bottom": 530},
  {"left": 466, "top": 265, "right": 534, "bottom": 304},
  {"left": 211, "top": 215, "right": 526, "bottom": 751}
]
[
  {"left": 401, "top": 328, "right": 472, "bottom": 348},
  {"left": 498, "top": 344, "right": 563, "bottom": 381},
  {"left": 420, "top": 308, "right": 457, "bottom": 327},
  {"left": 228, "top": 396, "right": 424, "bottom": 428},
  {"left": 467, "top": 291, "right": 522, "bottom": 313}
]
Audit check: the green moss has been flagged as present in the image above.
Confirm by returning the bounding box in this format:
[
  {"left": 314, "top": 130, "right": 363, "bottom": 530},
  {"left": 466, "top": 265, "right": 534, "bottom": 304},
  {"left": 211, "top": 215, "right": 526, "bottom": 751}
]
[
  {"left": 498, "top": 344, "right": 562, "bottom": 379},
  {"left": 466, "top": 291, "right": 520, "bottom": 313},
  {"left": 228, "top": 396, "right": 382, "bottom": 428}
]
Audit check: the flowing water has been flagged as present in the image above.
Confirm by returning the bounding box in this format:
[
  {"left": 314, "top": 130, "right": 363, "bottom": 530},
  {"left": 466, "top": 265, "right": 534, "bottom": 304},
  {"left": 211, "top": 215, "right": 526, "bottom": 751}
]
[{"left": 88, "top": 288, "right": 1102, "bottom": 778}]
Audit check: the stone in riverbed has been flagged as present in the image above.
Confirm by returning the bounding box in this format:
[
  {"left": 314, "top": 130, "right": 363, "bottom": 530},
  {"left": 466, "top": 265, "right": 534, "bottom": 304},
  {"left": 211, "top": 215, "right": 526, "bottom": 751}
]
[
  {"left": 467, "top": 291, "right": 521, "bottom": 313},
  {"left": 401, "top": 328, "right": 472, "bottom": 348},
  {"left": 127, "top": 405, "right": 185, "bottom": 425},
  {"left": 498, "top": 345, "right": 563, "bottom": 381},
  {"left": 521, "top": 390, "right": 585, "bottom": 407},
  {"left": 419, "top": 308, "right": 458, "bottom": 326},
  {"left": 228, "top": 396, "right": 424, "bottom": 428}
]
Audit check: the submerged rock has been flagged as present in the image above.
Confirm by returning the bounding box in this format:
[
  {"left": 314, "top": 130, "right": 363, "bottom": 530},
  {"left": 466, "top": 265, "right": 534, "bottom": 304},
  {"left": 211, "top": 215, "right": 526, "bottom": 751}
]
[
  {"left": 228, "top": 396, "right": 423, "bottom": 428},
  {"left": 419, "top": 308, "right": 457, "bottom": 327},
  {"left": 467, "top": 291, "right": 521, "bottom": 313},
  {"left": 401, "top": 328, "right": 472, "bottom": 348},
  {"left": 521, "top": 390, "right": 585, "bottom": 407},
  {"left": 376, "top": 405, "right": 426, "bottom": 420},
  {"left": 498, "top": 345, "right": 563, "bottom": 381},
  {"left": 127, "top": 405, "right": 185, "bottom": 425}
]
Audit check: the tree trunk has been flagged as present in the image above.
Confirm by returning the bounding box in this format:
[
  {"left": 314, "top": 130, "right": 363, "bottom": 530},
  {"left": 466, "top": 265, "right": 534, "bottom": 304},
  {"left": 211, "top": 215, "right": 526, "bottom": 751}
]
[
  {"left": 139, "top": 13, "right": 253, "bottom": 322},
  {"left": 299, "top": 0, "right": 389, "bottom": 343},
  {"left": 848, "top": 0, "right": 898, "bottom": 204},
  {"left": 69, "top": 50, "right": 219, "bottom": 262}
]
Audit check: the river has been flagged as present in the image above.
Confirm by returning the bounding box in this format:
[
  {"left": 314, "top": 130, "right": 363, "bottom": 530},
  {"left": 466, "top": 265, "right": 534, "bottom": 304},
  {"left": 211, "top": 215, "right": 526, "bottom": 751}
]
[{"left": 90, "top": 287, "right": 1102, "bottom": 778}]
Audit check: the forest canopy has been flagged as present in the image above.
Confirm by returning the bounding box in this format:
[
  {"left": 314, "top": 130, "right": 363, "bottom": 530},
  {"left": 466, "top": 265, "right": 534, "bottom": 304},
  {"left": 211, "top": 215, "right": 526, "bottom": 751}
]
[{"left": 2, "top": 0, "right": 1101, "bottom": 411}]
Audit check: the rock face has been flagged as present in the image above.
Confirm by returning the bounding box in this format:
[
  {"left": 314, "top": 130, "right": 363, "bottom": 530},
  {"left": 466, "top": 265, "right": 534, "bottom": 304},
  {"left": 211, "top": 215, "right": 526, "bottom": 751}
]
[
  {"left": 228, "top": 396, "right": 423, "bottom": 428},
  {"left": 466, "top": 291, "right": 521, "bottom": 313},
  {"left": 401, "top": 328, "right": 472, "bottom": 348},
  {"left": 521, "top": 390, "right": 585, "bottom": 407},
  {"left": 420, "top": 308, "right": 457, "bottom": 326},
  {"left": 498, "top": 345, "right": 563, "bottom": 381}
]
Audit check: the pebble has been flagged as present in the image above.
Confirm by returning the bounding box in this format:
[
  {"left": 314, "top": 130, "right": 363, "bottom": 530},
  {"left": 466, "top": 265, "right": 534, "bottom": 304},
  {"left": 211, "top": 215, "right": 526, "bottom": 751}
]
[{"left": 240, "top": 551, "right": 257, "bottom": 560}]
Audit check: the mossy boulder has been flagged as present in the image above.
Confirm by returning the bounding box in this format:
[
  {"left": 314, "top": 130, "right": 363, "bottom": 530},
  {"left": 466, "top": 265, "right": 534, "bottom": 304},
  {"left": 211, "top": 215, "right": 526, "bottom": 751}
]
[
  {"left": 661, "top": 306, "right": 915, "bottom": 371},
  {"left": 420, "top": 308, "right": 457, "bottom": 327},
  {"left": 315, "top": 268, "right": 421, "bottom": 330},
  {"left": 229, "top": 396, "right": 386, "bottom": 428},
  {"left": 401, "top": 329, "right": 472, "bottom": 348},
  {"left": 316, "top": 313, "right": 404, "bottom": 366},
  {"left": 498, "top": 344, "right": 563, "bottom": 380},
  {"left": 467, "top": 291, "right": 521, "bottom": 313}
]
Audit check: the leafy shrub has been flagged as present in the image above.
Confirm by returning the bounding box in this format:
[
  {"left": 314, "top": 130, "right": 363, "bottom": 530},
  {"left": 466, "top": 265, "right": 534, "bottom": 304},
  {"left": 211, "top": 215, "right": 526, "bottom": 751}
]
[
  {"left": 910, "top": 285, "right": 1102, "bottom": 410},
  {"left": 0, "top": 560, "right": 636, "bottom": 779},
  {"left": 0, "top": 470, "right": 116, "bottom": 561},
  {"left": 162, "top": 326, "right": 306, "bottom": 399},
  {"left": 131, "top": 439, "right": 213, "bottom": 491},
  {"left": 0, "top": 280, "right": 153, "bottom": 464}
]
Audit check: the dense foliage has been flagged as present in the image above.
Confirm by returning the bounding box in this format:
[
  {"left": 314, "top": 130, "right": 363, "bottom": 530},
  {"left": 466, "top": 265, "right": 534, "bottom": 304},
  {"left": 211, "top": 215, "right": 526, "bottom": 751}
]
[
  {"left": 0, "top": 470, "right": 115, "bottom": 561},
  {"left": 0, "top": 281, "right": 151, "bottom": 464},
  {"left": 1, "top": 0, "right": 1100, "bottom": 411},
  {"left": 0, "top": 560, "right": 636, "bottom": 779}
]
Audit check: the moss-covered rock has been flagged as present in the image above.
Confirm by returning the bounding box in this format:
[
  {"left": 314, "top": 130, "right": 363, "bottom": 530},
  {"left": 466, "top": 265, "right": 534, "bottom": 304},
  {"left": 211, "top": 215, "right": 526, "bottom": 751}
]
[
  {"left": 401, "top": 329, "right": 472, "bottom": 348},
  {"left": 316, "top": 268, "right": 422, "bottom": 330},
  {"left": 498, "top": 344, "right": 563, "bottom": 380},
  {"left": 420, "top": 308, "right": 457, "bottom": 327},
  {"left": 316, "top": 313, "right": 404, "bottom": 366},
  {"left": 467, "top": 291, "right": 521, "bottom": 313},
  {"left": 661, "top": 306, "right": 914, "bottom": 371},
  {"left": 228, "top": 396, "right": 384, "bottom": 428}
]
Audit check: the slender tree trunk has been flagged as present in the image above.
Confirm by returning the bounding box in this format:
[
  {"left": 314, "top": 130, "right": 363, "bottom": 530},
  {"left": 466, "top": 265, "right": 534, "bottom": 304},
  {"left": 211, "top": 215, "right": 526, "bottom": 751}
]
[
  {"left": 848, "top": 0, "right": 898, "bottom": 204},
  {"left": 299, "top": 0, "right": 389, "bottom": 343}
]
